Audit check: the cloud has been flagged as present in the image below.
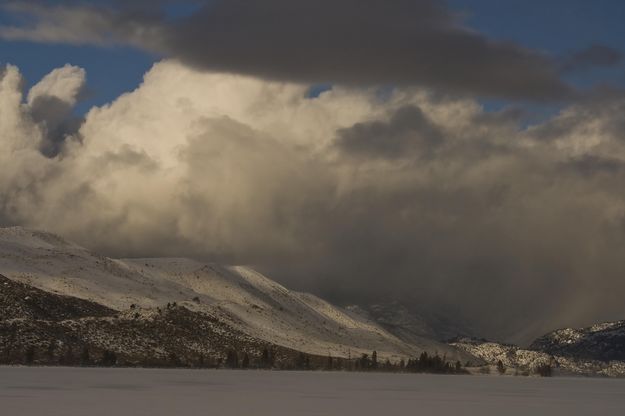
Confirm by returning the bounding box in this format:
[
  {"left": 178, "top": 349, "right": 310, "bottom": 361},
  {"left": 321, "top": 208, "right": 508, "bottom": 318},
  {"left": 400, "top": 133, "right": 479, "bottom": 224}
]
[
  {"left": 0, "top": 0, "right": 574, "bottom": 101},
  {"left": 2, "top": 61, "right": 625, "bottom": 343},
  {"left": 0, "top": 1, "right": 165, "bottom": 49},
  {"left": 562, "top": 44, "right": 624, "bottom": 72},
  {"left": 335, "top": 105, "right": 443, "bottom": 160},
  {"left": 27, "top": 64, "right": 87, "bottom": 156}
]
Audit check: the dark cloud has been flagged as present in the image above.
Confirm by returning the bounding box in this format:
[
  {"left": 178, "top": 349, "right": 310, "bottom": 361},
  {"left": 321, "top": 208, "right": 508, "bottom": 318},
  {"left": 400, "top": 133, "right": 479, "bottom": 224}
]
[
  {"left": 562, "top": 44, "right": 624, "bottom": 72},
  {"left": 1, "top": 0, "right": 574, "bottom": 100},
  {"left": 336, "top": 106, "right": 443, "bottom": 159},
  {"left": 164, "top": 0, "right": 572, "bottom": 100}
]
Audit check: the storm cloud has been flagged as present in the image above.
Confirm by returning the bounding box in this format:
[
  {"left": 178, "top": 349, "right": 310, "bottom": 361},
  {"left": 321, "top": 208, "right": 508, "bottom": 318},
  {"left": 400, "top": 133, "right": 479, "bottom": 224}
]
[
  {"left": 1, "top": 61, "right": 625, "bottom": 343},
  {"left": 0, "top": 0, "right": 574, "bottom": 100},
  {"left": 562, "top": 44, "right": 624, "bottom": 72}
]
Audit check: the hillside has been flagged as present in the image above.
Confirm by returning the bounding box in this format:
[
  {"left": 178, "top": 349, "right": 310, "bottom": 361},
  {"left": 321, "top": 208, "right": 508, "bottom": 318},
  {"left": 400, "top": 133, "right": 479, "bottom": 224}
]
[
  {"left": 530, "top": 320, "right": 625, "bottom": 362},
  {"left": 0, "top": 273, "right": 114, "bottom": 321},
  {"left": 0, "top": 227, "right": 471, "bottom": 363},
  {"left": 0, "top": 273, "right": 310, "bottom": 367},
  {"left": 451, "top": 337, "right": 625, "bottom": 377}
]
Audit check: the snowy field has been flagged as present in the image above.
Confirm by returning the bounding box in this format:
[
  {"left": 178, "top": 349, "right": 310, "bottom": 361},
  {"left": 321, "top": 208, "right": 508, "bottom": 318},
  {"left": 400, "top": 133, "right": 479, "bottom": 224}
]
[{"left": 1, "top": 367, "right": 625, "bottom": 416}]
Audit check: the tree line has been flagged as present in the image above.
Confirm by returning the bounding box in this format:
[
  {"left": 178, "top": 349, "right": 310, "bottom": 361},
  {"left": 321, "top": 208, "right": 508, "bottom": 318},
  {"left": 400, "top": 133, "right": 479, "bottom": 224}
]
[{"left": 11, "top": 343, "right": 555, "bottom": 376}]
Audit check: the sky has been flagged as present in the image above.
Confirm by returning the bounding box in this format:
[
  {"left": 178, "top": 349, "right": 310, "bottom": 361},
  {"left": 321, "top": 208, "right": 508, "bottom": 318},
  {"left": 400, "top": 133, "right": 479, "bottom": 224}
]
[{"left": 1, "top": 0, "right": 625, "bottom": 343}]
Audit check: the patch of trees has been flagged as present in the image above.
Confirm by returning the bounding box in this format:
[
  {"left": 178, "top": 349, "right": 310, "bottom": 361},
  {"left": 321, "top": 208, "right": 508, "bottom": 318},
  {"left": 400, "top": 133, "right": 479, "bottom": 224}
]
[
  {"left": 403, "top": 352, "right": 467, "bottom": 374},
  {"left": 534, "top": 363, "right": 552, "bottom": 377},
  {"left": 8, "top": 343, "right": 120, "bottom": 367},
  {"left": 211, "top": 348, "right": 467, "bottom": 374}
]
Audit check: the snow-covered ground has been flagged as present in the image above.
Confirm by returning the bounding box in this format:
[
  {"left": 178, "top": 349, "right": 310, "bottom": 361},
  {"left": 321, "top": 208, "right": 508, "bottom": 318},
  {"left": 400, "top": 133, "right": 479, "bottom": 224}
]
[
  {"left": 0, "top": 227, "right": 469, "bottom": 361},
  {"left": 2, "top": 367, "right": 624, "bottom": 416}
]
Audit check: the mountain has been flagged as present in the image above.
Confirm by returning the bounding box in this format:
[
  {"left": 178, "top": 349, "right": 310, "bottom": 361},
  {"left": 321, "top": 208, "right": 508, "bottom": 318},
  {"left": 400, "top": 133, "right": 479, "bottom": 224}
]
[
  {"left": 450, "top": 336, "right": 625, "bottom": 377},
  {"left": 0, "top": 226, "right": 471, "bottom": 364},
  {"left": 0, "top": 271, "right": 313, "bottom": 367},
  {"left": 449, "top": 338, "right": 553, "bottom": 374},
  {"left": 530, "top": 320, "right": 625, "bottom": 362}
]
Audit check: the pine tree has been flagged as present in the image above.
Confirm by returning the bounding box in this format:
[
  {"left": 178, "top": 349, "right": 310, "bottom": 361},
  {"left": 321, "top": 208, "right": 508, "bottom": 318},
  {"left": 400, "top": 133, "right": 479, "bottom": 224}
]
[
  {"left": 226, "top": 350, "right": 239, "bottom": 369},
  {"left": 296, "top": 352, "right": 307, "bottom": 370},
  {"left": 61, "top": 346, "right": 74, "bottom": 366},
  {"left": 101, "top": 350, "right": 117, "bottom": 367},
  {"left": 371, "top": 350, "right": 378, "bottom": 370},
  {"left": 80, "top": 346, "right": 91, "bottom": 366},
  {"left": 24, "top": 346, "right": 35, "bottom": 365},
  {"left": 534, "top": 363, "right": 552, "bottom": 377},
  {"left": 260, "top": 347, "right": 273, "bottom": 369},
  {"left": 497, "top": 360, "right": 506, "bottom": 375},
  {"left": 46, "top": 341, "right": 56, "bottom": 363},
  {"left": 242, "top": 353, "right": 250, "bottom": 369},
  {"left": 360, "top": 353, "right": 370, "bottom": 370}
]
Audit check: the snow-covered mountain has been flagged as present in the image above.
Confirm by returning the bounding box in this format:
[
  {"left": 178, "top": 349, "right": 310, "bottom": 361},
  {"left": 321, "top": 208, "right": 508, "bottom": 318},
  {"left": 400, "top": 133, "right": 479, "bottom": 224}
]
[
  {"left": 0, "top": 226, "right": 470, "bottom": 362},
  {"left": 450, "top": 338, "right": 552, "bottom": 372},
  {"left": 0, "top": 272, "right": 298, "bottom": 368},
  {"left": 530, "top": 320, "right": 625, "bottom": 362},
  {"left": 451, "top": 337, "right": 625, "bottom": 377}
]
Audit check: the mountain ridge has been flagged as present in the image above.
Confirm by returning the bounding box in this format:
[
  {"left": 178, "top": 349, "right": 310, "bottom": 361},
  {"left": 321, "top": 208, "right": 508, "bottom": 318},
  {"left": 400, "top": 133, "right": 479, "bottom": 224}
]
[
  {"left": 530, "top": 320, "right": 625, "bottom": 362},
  {"left": 0, "top": 226, "right": 470, "bottom": 362}
]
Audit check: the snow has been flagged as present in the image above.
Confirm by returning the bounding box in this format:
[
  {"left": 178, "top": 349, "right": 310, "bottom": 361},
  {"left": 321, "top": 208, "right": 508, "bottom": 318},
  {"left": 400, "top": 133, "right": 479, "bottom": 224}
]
[
  {"left": 1, "top": 367, "right": 624, "bottom": 416},
  {"left": 0, "top": 227, "right": 467, "bottom": 361}
]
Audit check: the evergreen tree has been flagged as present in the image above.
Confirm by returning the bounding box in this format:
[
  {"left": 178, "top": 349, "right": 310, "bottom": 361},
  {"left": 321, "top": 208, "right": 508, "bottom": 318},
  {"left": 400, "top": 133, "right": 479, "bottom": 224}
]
[
  {"left": 226, "top": 350, "right": 239, "bottom": 369},
  {"left": 46, "top": 341, "right": 56, "bottom": 363},
  {"left": 101, "top": 350, "right": 117, "bottom": 367},
  {"left": 168, "top": 352, "right": 180, "bottom": 367},
  {"left": 242, "top": 353, "right": 250, "bottom": 369},
  {"left": 61, "top": 346, "right": 74, "bottom": 366},
  {"left": 497, "top": 360, "right": 506, "bottom": 375},
  {"left": 295, "top": 352, "right": 308, "bottom": 370},
  {"left": 360, "top": 353, "right": 370, "bottom": 370},
  {"left": 24, "top": 346, "right": 35, "bottom": 365},
  {"left": 260, "top": 347, "right": 273, "bottom": 369},
  {"left": 534, "top": 363, "right": 552, "bottom": 377},
  {"left": 80, "top": 346, "right": 91, "bottom": 366},
  {"left": 371, "top": 350, "right": 378, "bottom": 370}
]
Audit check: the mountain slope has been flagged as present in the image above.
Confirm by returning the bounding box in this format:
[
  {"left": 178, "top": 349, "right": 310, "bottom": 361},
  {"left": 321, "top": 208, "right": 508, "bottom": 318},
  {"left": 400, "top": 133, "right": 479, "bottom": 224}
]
[
  {"left": 451, "top": 337, "right": 625, "bottom": 377},
  {"left": 0, "top": 227, "right": 471, "bottom": 362},
  {"left": 450, "top": 338, "right": 552, "bottom": 372},
  {"left": 530, "top": 320, "right": 625, "bottom": 362},
  {"left": 0, "top": 273, "right": 114, "bottom": 321},
  {"left": 0, "top": 274, "right": 307, "bottom": 367}
]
